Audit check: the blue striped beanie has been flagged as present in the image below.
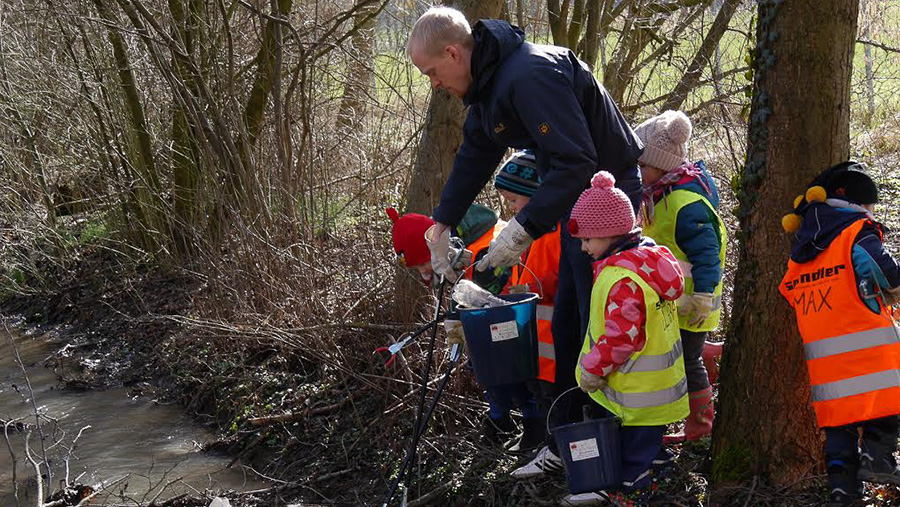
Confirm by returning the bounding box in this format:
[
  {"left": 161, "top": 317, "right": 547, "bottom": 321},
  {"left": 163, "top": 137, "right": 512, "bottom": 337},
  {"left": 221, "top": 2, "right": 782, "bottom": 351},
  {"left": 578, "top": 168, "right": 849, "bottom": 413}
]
[{"left": 494, "top": 151, "right": 540, "bottom": 197}]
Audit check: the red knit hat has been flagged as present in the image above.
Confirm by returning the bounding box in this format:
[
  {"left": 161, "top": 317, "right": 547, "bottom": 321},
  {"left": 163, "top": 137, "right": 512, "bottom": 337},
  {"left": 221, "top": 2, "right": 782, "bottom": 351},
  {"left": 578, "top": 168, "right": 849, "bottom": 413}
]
[
  {"left": 387, "top": 208, "right": 434, "bottom": 267},
  {"left": 568, "top": 172, "right": 636, "bottom": 238}
]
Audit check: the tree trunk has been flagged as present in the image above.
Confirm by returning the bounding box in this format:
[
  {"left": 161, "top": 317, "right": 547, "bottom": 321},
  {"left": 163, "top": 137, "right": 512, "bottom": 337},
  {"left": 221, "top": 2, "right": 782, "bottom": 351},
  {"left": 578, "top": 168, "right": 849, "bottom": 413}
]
[
  {"left": 581, "top": 0, "right": 602, "bottom": 70},
  {"left": 861, "top": 0, "right": 875, "bottom": 123},
  {"left": 336, "top": 3, "right": 378, "bottom": 134},
  {"left": 712, "top": 0, "right": 859, "bottom": 486},
  {"left": 566, "top": 0, "right": 586, "bottom": 50},
  {"left": 93, "top": 0, "right": 165, "bottom": 253},
  {"left": 403, "top": 0, "right": 503, "bottom": 216},
  {"left": 548, "top": 0, "right": 570, "bottom": 47},
  {"left": 244, "top": 0, "right": 293, "bottom": 149},
  {"left": 603, "top": 20, "right": 660, "bottom": 105},
  {"left": 169, "top": 0, "right": 202, "bottom": 256},
  {"left": 404, "top": 91, "right": 465, "bottom": 215},
  {"left": 661, "top": 0, "right": 741, "bottom": 112}
]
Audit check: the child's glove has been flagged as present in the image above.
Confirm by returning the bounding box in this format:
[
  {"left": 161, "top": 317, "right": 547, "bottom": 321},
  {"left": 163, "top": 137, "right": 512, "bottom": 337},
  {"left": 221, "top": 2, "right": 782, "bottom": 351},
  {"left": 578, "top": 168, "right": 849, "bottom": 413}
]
[
  {"left": 443, "top": 319, "right": 466, "bottom": 347},
  {"left": 680, "top": 292, "right": 716, "bottom": 327},
  {"left": 578, "top": 364, "right": 607, "bottom": 393},
  {"left": 475, "top": 218, "right": 533, "bottom": 271},
  {"left": 507, "top": 284, "right": 530, "bottom": 294}
]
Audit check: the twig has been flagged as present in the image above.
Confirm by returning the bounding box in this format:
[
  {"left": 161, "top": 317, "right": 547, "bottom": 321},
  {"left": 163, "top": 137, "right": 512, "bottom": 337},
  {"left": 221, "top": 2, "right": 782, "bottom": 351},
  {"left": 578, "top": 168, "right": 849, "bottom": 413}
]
[
  {"left": 227, "top": 430, "right": 270, "bottom": 468},
  {"left": 858, "top": 37, "right": 900, "bottom": 54},
  {"left": 313, "top": 468, "right": 353, "bottom": 483},
  {"left": 63, "top": 425, "right": 92, "bottom": 487},
  {"left": 3, "top": 417, "right": 23, "bottom": 506},
  {"left": 248, "top": 397, "right": 350, "bottom": 427},
  {"left": 5, "top": 317, "right": 51, "bottom": 501},
  {"left": 23, "top": 429, "right": 43, "bottom": 506},
  {"left": 407, "top": 481, "right": 453, "bottom": 507},
  {"left": 742, "top": 475, "right": 758, "bottom": 507}
]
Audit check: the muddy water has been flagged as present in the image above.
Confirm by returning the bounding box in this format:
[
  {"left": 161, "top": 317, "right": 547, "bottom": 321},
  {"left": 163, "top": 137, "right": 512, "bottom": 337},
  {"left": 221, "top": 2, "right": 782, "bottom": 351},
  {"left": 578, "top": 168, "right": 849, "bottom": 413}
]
[{"left": 0, "top": 329, "right": 268, "bottom": 504}]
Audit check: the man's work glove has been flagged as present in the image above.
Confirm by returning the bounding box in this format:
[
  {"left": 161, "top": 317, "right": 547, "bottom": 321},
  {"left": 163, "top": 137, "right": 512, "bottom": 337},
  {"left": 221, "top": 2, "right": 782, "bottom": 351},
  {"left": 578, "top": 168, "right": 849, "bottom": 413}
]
[
  {"left": 443, "top": 319, "right": 466, "bottom": 347},
  {"left": 679, "top": 292, "right": 716, "bottom": 327},
  {"left": 578, "top": 364, "right": 607, "bottom": 393},
  {"left": 425, "top": 224, "right": 459, "bottom": 282},
  {"left": 475, "top": 217, "right": 533, "bottom": 272}
]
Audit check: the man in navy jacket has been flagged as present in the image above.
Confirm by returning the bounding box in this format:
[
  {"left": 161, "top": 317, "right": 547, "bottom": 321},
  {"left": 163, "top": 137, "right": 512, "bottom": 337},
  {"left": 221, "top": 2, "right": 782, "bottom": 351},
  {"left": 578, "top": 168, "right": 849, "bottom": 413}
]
[{"left": 407, "top": 6, "right": 643, "bottom": 476}]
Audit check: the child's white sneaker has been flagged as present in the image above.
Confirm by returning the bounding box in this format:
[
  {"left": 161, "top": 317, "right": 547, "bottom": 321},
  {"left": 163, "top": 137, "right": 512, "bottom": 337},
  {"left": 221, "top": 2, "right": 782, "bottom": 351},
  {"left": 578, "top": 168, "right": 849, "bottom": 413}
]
[
  {"left": 560, "top": 491, "right": 610, "bottom": 506},
  {"left": 510, "top": 445, "right": 564, "bottom": 478}
]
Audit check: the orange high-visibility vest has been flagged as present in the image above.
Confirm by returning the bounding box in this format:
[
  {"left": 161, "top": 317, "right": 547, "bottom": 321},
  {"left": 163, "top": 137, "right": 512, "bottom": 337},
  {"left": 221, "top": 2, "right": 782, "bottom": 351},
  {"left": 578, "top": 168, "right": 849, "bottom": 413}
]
[
  {"left": 780, "top": 219, "right": 900, "bottom": 428},
  {"left": 509, "top": 229, "right": 561, "bottom": 383}
]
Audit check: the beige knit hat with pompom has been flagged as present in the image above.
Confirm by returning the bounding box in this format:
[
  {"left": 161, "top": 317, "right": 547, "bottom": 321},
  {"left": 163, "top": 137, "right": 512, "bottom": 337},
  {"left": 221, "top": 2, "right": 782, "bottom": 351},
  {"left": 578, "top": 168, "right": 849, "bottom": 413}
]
[{"left": 634, "top": 110, "right": 692, "bottom": 172}]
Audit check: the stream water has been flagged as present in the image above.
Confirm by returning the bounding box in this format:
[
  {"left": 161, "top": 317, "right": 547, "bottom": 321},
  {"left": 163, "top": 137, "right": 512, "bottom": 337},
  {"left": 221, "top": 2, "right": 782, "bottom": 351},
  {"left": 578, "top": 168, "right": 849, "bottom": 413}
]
[{"left": 0, "top": 327, "right": 268, "bottom": 505}]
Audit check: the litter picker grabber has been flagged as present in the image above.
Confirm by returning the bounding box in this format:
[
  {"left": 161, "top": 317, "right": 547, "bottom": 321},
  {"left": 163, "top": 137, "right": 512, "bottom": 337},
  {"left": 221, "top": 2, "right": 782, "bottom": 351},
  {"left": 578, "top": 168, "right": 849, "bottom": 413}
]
[
  {"left": 382, "top": 244, "right": 470, "bottom": 506},
  {"left": 373, "top": 313, "right": 447, "bottom": 366},
  {"left": 382, "top": 342, "right": 462, "bottom": 507}
]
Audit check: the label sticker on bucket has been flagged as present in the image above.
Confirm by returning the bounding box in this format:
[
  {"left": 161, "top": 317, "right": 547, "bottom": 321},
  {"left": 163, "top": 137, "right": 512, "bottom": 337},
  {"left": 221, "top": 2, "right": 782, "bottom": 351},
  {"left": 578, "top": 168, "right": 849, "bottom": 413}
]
[
  {"left": 489, "top": 320, "right": 519, "bottom": 342},
  {"left": 569, "top": 438, "right": 600, "bottom": 462}
]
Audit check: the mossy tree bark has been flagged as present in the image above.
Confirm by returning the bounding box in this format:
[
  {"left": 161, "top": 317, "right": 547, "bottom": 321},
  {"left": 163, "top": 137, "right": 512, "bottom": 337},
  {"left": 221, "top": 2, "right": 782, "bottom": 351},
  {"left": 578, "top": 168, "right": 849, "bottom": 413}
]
[
  {"left": 712, "top": 0, "right": 859, "bottom": 486},
  {"left": 169, "top": 0, "right": 203, "bottom": 256},
  {"left": 93, "top": 0, "right": 166, "bottom": 254}
]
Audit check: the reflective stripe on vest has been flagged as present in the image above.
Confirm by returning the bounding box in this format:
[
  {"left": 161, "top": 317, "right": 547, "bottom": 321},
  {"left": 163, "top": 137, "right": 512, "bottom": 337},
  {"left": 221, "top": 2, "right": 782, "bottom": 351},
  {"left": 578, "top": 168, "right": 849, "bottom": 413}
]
[
  {"left": 538, "top": 341, "right": 556, "bottom": 361},
  {"left": 620, "top": 338, "right": 683, "bottom": 374},
  {"left": 578, "top": 264, "right": 689, "bottom": 426},
  {"left": 602, "top": 377, "right": 688, "bottom": 409},
  {"left": 804, "top": 326, "right": 900, "bottom": 360},
  {"left": 536, "top": 304, "right": 554, "bottom": 321},
  {"left": 642, "top": 188, "right": 726, "bottom": 332},
  {"left": 780, "top": 218, "right": 900, "bottom": 428},
  {"left": 510, "top": 231, "right": 561, "bottom": 384},
  {"left": 811, "top": 369, "right": 900, "bottom": 402},
  {"left": 536, "top": 303, "right": 556, "bottom": 381}
]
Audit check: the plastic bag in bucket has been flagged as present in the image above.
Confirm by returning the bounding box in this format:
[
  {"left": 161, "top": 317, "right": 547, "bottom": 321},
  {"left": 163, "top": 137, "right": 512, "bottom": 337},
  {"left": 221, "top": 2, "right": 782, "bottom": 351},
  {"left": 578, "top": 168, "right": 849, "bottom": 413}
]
[
  {"left": 553, "top": 416, "right": 622, "bottom": 494},
  {"left": 458, "top": 292, "right": 539, "bottom": 386}
]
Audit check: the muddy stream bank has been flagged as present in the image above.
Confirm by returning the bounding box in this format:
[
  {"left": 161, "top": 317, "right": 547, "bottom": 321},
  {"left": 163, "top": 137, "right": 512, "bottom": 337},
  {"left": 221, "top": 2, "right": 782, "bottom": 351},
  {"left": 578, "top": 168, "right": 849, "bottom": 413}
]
[{"left": 0, "top": 327, "right": 269, "bottom": 505}]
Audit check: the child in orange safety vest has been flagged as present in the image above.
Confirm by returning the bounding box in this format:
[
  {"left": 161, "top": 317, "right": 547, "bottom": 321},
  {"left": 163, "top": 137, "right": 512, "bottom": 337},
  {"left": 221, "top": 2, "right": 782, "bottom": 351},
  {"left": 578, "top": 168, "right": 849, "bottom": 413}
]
[
  {"left": 494, "top": 150, "right": 561, "bottom": 453},
  {"left": 780, "top": 162, "right": 900, "bottom": 506}
]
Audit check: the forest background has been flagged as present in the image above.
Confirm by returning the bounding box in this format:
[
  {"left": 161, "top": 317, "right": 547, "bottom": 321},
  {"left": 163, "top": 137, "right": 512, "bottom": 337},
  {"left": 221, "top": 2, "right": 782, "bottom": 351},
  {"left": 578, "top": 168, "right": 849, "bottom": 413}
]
[{"left": 1, "top": 0, "right": 900, "bottom": 505}]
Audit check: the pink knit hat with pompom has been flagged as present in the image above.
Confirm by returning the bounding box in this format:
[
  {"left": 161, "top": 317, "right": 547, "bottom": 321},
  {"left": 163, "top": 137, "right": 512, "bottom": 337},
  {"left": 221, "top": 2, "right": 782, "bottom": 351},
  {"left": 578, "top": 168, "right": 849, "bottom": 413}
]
[{"left": 568, "top": 171, "right": 636, "bottom": 238}]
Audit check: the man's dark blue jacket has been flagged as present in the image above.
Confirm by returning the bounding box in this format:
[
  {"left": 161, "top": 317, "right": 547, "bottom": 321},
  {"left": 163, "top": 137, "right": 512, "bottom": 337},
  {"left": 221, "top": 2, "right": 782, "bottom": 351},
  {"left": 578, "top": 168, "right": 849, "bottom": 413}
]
[{"left": 431, "top": 19, "right": 644, "bottom": 239}]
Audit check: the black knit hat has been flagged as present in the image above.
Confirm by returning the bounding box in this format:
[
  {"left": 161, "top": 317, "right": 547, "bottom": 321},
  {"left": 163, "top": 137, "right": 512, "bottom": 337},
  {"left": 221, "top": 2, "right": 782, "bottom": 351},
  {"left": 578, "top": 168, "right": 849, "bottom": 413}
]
[
  {"left": 824, "top": 164, "right": 878, "bottom": 205},
  {"left": 783, "top": 161, "right": 878, "bottom": 233}
]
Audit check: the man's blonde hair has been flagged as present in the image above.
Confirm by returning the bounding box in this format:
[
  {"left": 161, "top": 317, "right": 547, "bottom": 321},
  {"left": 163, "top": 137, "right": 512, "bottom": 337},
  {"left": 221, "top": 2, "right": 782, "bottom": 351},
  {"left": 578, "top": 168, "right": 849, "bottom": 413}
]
[{"left": 407, "top": 7, "right": 474, "bottom": 57}]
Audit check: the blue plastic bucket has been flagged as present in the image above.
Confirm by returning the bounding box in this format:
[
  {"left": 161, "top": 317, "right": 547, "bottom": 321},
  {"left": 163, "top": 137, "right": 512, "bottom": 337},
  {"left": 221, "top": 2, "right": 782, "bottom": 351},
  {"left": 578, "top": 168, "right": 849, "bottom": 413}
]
[
  {"left": 553, "top": 416, "right": 622, "bottom": 494},
  {"left": 458, "top": 292, "right": 539, "bottom": 387}
]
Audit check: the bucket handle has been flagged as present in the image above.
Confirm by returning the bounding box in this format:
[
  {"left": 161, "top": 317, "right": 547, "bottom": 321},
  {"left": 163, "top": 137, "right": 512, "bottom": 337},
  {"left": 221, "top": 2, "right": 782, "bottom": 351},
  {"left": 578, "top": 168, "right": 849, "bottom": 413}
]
[
  {"left": 512, "top": 261, "right": 545, "bottom": 301},
  {"left": 546, "top": 385, "right": 583, "bottom": 436}
]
